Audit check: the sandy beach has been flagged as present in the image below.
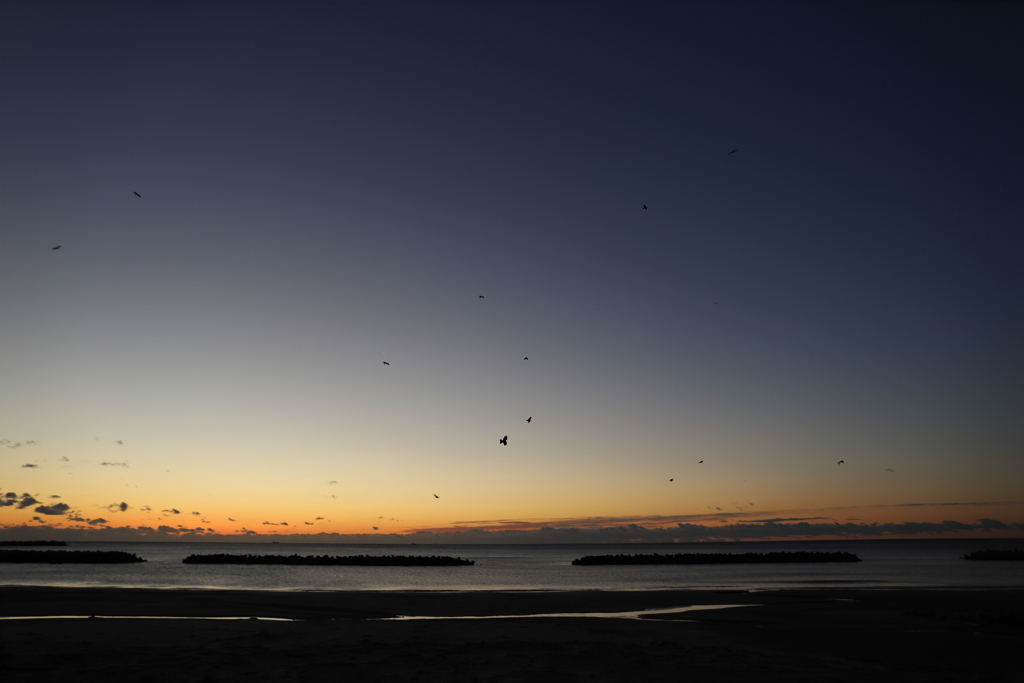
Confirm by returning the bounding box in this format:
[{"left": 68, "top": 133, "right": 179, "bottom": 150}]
[{"left": 1, "top": 587, "right": 1021, "bottom": 682}]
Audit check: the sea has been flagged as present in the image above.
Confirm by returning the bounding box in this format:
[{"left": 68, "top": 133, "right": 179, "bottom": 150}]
[{"left": 2, "top": 538, "right": 1022, "bottom": 592}]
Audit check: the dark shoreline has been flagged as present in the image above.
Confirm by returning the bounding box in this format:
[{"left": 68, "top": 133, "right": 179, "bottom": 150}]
[
  {"left": 2, "top": 587, "right": 1021, "bottom": 682},
  {"left": 3, "top": 584, "right": 1024, "bottom": 618}
]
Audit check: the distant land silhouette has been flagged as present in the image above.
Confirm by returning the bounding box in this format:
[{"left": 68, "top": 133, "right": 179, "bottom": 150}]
[
  {"left": 0, "top": 549, "right": 144, "bottom": 563},
  {"left": 0, "top": 540, "right": 67, "bottom": 546}
]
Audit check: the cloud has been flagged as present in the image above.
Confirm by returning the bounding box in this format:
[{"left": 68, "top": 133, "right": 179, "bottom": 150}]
[
  {"left": 445, "top": 501, "right": 1024, "bottom": 533},
  {"left": 162, "top": 509, "right": 180, "bottom": 515},
  {"left": 87, "top": 518, "right": 107, "bottom": 526},
  {"left": 50, "top": 495, "right": 61, "bottom": 499},
  {"left": 25, "top": 440, "right": 39, "bottom": 445},
  {"left": 191, "top": 511, "right": 201, "bottom": 516},
  {"left": 100, "top": 462, "right": 128, "bottom": 468},
  {"left": 747, "top": 517, "right": 829, "bottom": 524},
  {"left": 840, "top": 501, "right": 1020, "bottom": 509},
  {"left": 372, "top": 526, "right": 379, "bottom": 530},
  {"left": 21, "top": 463, "right": 37, "bottom": 468},
  {"left": 104, "top": 502, "right": 130, "bottom": 513},
  {"left": 19, "top": 496, "right": 41, "bottom": 509},
  {"left": 228, "top": 518, "right": 236, "bottom": 522},
  {"left": 0, "top": 516, "right": 1019, "bottom": 544},
  {"left": 400, "top": 518, "right": 1024, "bottom": 543},
  {"left": 34, "top": 502, "right": 71, "bottom": 515},
  {"left": 328, "top": 481, "right": 337, "bottom": 485},
  {"left": 115, "top": 440, "right": 123, "bottom": 445},
  {"left": 977, "top": 518, "right": 1010, "bottom": 530}
]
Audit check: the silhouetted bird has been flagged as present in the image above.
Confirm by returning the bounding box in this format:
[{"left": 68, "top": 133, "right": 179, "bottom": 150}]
[
  {"left": 729, "top": 150, "right": 737, "bottom": 154},
  {"left": 838, "top": 460, "right": 844, "bottom": 465},
  {"left": 52, "top": 246, "right": 61, "bottom": 250},
  {"left": 500, "top": 436, "right": 508, "bottom": 446},
  {"left": 479, "top": 295, "right": 484, "bottom": 298},
  {"left": 383, "top": 361, "right": 389, "bottom": 365},
  {"left": 642, "top": 205, "right": 647, "bottom": 210},
  {"left": 433, "top": 494, "right": 439, "bottom": 498},
  {"left": 523, "top": 357, "right": 528, "bottom": 360},
  {"left": 133, "top": 191, "right": 141, "bottom": 197},
  {"left": 526, "top": 417, "right": 532, "bottom": 423},
  {"left": 669, "top": 478, "right": 674, "bottom": 482},
  {"left": 698, "top": 460, "right": 703, "bottom": 463}
]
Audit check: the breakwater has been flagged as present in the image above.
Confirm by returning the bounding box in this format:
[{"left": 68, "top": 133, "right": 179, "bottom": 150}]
[
  {"left": 572, "top": 551, "right": 861, "bottom": 565},
  {"left": 182, "top": 553, "right": 475, "bottom": 566},
  {"left": 962, "top": 549, "right": 1024, "bottom": 561}
]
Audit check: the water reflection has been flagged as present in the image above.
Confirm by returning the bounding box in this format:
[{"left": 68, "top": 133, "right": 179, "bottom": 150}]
[
  {"left": 381, "top": 603, "right": 755, "bottom": 620},
  {"left": 1, "top": 603, "right": 754, "bottom": 622}
]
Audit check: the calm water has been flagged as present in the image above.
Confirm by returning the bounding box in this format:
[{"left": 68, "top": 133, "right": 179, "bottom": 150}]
[{"left": 2, "top": 539, "right": 1022, "bottom": 592}]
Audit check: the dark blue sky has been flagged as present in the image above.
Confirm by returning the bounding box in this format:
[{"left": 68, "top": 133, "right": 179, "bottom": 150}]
[{"left": 2, "top": 1, "right": 1022, "bottom": 538}]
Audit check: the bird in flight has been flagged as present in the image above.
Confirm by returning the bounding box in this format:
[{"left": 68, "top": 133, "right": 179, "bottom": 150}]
[
  {"left": 500, "top": 436, "right": 508, "bottom": 446},
  {"left": 642, "top": 205, "right": 648, "bottom": 210},
  {"left": 523, "top": 357, "right": 529, "bottom": 360},
  {"left": 382, "top": 361, "right": 389, "bottom": 365},
  {"left": 479, "top": 295, "right": 485, "bottom": 298},
  {"left": 133, "top": 191, "right": 141, "bottom": 197},
  {"left": 669, "top": 478, "right": 674, "bottom": 482},
  {"left": 433, "top": 494, "right": 439, "bottom": 498},
  {"left": 698, "top": 460, "right": 703, "bottom": 463},
  {"left": 526, "top": 417, "right": 531, "bottom": 423},
  {"left": 838, "top": 460, "right": 844, "bottom": 466},
  {"left": 729, "top": 150, "right": 737, "bottom": 154},
  {"left": 52, "top": 246, "right": 61, "bottom": 250}
]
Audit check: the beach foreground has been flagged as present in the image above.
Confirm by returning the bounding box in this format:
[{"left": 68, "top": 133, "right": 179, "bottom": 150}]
[{"left": 2, "top": 587, "right": 1021, "bottom": 682}]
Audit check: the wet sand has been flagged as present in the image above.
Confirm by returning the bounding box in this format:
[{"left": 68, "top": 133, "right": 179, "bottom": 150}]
[{"left": 2, "top": 587, "right": 1021, "bottom": 682}]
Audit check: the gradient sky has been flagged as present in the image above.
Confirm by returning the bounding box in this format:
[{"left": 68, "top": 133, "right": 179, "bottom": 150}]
[{"left": 2, "top": 1, "right": 1022, "bottom": 543}]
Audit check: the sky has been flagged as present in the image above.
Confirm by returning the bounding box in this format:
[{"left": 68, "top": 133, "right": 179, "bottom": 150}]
[{"left": 2, "top": 0, "right": 1022, "bottom": 543}]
